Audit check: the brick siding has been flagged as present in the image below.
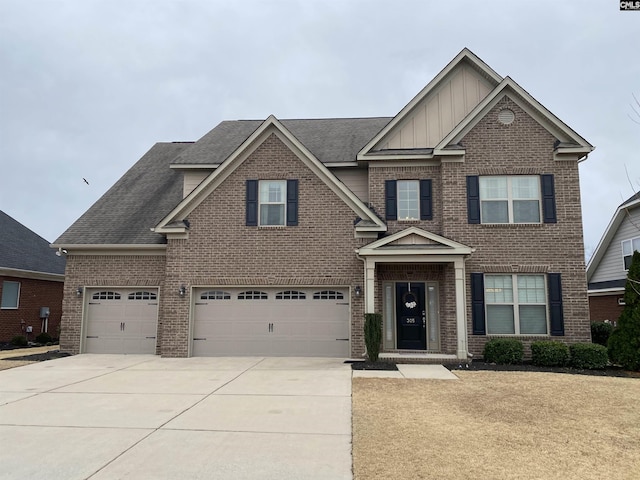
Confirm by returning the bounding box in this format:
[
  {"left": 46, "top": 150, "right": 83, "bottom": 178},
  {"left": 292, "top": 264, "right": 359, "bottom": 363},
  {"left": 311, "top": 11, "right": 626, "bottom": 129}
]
[{"left": 589, "top": 294, "right": 624, "bottom": 324}]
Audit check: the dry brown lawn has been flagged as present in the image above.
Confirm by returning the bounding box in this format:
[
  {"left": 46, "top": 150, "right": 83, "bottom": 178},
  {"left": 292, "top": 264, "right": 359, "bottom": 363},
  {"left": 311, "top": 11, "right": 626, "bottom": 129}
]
[{"left": 353, "top": 371, "right": 640, "bottom": 480}]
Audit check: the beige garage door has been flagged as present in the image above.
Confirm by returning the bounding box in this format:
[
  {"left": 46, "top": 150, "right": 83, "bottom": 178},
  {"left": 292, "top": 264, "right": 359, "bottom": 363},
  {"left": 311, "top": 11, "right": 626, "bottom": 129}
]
[
  {"left": 192, "top": 287, "right": 350, "bottom": 357},
  {"left": 84, "top": 288, "right": 159, "bottom": 354}
]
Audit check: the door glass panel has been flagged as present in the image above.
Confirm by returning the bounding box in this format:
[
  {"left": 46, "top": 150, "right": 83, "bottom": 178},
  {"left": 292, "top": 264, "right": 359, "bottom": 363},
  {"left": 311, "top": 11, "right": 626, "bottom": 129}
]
[
  {"left": 427, "top": 284, "right": 439, "bottom": 350},
  {"left": 384, "top": 284, "right": 394, "bottom": 348}
]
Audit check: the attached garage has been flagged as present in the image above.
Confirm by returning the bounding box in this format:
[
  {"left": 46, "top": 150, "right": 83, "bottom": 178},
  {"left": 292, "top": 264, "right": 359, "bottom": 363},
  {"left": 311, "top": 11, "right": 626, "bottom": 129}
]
[
  {"left": 84, "top": 288, "right": 159, "bottom": 354},
  {"left": 192, "top": 287, "right": 350, "bottom": 357}
]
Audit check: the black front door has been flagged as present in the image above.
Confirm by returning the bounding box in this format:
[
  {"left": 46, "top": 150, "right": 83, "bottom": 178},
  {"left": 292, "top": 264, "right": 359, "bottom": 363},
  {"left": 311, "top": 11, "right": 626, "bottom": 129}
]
[{"left": 396, "top": 282, "right": 426, "bottom": 350}]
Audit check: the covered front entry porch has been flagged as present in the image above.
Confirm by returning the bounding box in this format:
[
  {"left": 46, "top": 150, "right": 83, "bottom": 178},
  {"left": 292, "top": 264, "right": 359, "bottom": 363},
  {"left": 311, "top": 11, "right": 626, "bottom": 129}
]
[{"left": 357, "top": 227, "right": 473, "bottom": 361}]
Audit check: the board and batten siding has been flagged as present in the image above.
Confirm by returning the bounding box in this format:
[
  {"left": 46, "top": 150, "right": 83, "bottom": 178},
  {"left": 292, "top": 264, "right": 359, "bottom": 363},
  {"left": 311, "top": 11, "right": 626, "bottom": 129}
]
[
  {"left": 590, "top": 207, "right": 640, "bottom": 283},
  {"left": 377, "top": 63, "right": 493, "bottom": 150},
  {"left": 332, "top": 167, "right": 369, "bottom": 203},
  {"left": 183, "top": 171, "right": 211, "bottom": 198}
]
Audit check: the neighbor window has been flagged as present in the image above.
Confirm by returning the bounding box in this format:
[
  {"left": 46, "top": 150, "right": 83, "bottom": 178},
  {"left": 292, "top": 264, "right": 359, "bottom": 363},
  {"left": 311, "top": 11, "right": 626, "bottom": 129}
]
[
  {"left": 259, "top": 180, "right": 286, "bottom": 226},
  {"left": 1, "top": 281, "right": 20, "bottom": 309},
  {"left": 397, "top": 180, "right": 420, "bottom": 220},
  {"left": 479, "top": 176, "right": 541, "bottom": 224},
  {"left": 485, "top": 274, "right": 547, "bottom": 335},
  {"left": 622, "top": 237, "right": 640, "bottom": 270}
]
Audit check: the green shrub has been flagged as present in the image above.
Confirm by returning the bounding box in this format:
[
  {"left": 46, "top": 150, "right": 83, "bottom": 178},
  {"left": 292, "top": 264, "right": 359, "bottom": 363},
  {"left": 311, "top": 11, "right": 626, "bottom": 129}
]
[
  {"left": 10, "top": 335, "right": 28, "bottom": 347},
  {"left": 531, "top": 341, "right": 569, "bottom": 367},
  {"left": 482, "top": 338, "right": 524, "bottom": 364},
  {"left": 569, "top": 343, "right": 609, "bottom": 369},
  {"left": 591, "top": 321, "right": 614, "bottom": 346},
  {"left": 35, "top": 332, "right": 53, "bottom": 344},
  {"left": 364, "top": 313, "right": 382, "bottom": 362}
]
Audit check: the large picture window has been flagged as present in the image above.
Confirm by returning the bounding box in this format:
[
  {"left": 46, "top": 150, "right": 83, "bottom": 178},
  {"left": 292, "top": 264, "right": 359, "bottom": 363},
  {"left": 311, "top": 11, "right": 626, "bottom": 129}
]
[
  {"left": 622, "top": 237, "right": 640, "bottom": 270},
  {"left": 485, "top": 274, "right": 547, "bottom": 335},
  {"left": 1, "top": 281, "right": 20, "bottom": 309},
  {"left": 479, "top": 176, "right": 541, "bottom": 224}
]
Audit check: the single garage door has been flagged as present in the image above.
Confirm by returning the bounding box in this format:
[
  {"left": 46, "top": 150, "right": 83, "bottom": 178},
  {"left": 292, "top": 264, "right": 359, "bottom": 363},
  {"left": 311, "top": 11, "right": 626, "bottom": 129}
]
[
  {"left": 84, "top": 288, "right": 159, "bottom": 354},
  {"left": 193, "top": 287, "right": 350, "bottom": 357}
]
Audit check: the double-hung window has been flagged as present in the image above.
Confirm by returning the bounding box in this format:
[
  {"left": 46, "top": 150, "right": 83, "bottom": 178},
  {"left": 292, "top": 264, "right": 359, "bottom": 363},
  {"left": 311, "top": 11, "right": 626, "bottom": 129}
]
[
  {"left": 485, "top": 274, "right": 547, "bottom": 335},
  {"left": 479, "top": 176, "right": 541, "bottom": 223},
  {"left": 259, "top": 180, "right": 286, "bottom": 226},
  {"left": 385, "top": 179, "right": 432, "bottom": 221},
  {"left": 1, "top": 281, "right": 20, "bottom": 309},
  {"left": 622, "top": 237, "right": 640, "bottom": 270},
  {"left": 397, "top": 180, "right": 420, "bottom": 220}
]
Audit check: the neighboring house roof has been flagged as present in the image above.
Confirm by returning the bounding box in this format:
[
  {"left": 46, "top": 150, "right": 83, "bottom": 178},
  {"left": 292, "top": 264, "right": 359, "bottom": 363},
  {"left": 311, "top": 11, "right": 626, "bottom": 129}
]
[
  {"left": 586, "top": 191, "right": 640, "bottom": 288},
  {"left": 55, "top": 142, "right": 190, "bottom": 245},
  {"left": 0, "top": 211, "right": 66, "bottom": 276}
]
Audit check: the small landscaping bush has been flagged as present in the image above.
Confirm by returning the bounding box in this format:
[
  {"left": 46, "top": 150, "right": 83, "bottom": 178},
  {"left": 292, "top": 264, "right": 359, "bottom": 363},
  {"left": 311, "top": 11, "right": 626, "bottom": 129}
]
[
  {"left": 591, "top": 321, "right": 614, "bottom": 346},
  {"left": 482, "top": 338, "right": 524, "bottom": 364},
  {"left": 570, "top": 343, "right": 609, "bottom": 369},
  {"left": 10, "top": 335, "right": 28, "bottom": 347},
  {"left": 531, "top": 340, "right": 569, "bottom": 367},
  {"left": 35, "top": 332, "right": 53, "bottom": 344},
  {"left": 364, "top": 313, "right": 382, "bottom": 362}
]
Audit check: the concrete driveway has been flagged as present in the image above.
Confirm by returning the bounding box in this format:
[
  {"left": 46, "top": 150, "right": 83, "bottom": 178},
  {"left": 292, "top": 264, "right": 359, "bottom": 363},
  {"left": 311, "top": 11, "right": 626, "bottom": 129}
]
[{"left": 0, "top": 355, "right": 352, "bottom": 480}]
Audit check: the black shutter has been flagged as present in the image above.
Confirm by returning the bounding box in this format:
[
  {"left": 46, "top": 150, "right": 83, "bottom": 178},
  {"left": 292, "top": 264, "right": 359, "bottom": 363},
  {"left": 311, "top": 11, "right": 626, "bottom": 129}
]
[
  {"left": 467, "top": 176, "right": 481, "bottom": 224},
  {"left": 286, "top": 179, "right": 298, "bottom": 226},
  {"left": 470, "top": 273, "right": 486, "bottom": 335},
  {"left": 541, "top": 174, "right": 557, "bottom": 224},
  {"left": 548, "top": 273, "right": 564, "bottom": 336},
  {"left": 419, "top": 179, "right": 433, "bottom": 220},
  {"left": 246, "top": 180, "right": 258, "bottom": 226},
  {"left": 385, "top": 180, "right": 397, "bottom": 220}
]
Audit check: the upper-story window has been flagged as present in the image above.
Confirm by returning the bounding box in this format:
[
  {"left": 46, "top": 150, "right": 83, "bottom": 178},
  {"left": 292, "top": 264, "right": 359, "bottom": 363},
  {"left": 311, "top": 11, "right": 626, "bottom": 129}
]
[
  {"left": 246, "top": 179, "right": 298, "bottom": 227},
  {"left": 385, "top": 179, "right": 432, "bottom": 221},
  {"left": 468, "top": 174, "right": 556, "bottom": 225},
  {"left": 622, "top": 237, "right": 640, "bottom": 270},
  {"left": 260, "top": 180, "right": 286, "bottom": 226},
  {"left": 1, "top": 281, "right": 20, "bottom": 309},
  {"left": 479, "top": 176, "right": 541, "bottom": 224}
]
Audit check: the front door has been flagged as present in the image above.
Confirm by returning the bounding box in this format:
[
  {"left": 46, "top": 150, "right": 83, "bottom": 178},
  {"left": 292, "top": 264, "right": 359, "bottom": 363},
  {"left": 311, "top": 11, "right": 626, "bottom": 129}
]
[{"left": 396, "top": 282, "right": 426, "bottom": 350}]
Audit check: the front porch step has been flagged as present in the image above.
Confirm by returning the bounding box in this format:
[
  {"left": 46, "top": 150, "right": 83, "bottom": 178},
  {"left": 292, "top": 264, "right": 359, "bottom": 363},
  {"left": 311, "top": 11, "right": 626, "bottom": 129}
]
[{"left": 379, "top": 352, "right": 462, "bottom": 365}]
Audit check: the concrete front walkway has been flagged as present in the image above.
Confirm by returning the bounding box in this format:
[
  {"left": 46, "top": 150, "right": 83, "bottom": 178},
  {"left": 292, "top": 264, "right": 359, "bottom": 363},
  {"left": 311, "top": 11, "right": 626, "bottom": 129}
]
[{"left": 0, "top": 355, "right": 352, "bottom": 480}]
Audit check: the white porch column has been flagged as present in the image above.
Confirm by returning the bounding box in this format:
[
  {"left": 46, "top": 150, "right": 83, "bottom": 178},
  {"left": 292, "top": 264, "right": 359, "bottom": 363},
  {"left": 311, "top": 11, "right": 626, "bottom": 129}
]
[
  {"left": 364, "top": 258, "right": 376, "bottom": 313},
  {"left": 454, "top": 257, "right": 468, "bottom": 360}
]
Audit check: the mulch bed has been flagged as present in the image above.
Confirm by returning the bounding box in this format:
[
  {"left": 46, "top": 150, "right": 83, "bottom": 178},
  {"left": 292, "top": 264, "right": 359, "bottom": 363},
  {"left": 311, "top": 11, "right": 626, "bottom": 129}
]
[
  {"left": 3, "top": 351, "right": 72, "bottom": 362},
  {"left": 448, "top": 361, "right": 640, "bottom": 378},
  {"left": 349, "top": 360, "right": 399, "bottom": 371}
]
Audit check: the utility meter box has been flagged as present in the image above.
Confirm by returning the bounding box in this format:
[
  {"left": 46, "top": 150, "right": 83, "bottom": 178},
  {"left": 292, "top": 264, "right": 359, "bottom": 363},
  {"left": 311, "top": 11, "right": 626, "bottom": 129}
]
[{"left": 39, "top": 307, "right": 50, "bottom": 318}]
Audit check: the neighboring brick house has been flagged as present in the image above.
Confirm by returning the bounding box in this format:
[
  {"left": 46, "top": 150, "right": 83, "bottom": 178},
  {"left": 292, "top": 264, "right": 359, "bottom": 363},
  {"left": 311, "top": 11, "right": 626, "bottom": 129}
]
[
  {"left": 586, "top": 192, "right": 640, "bottom": 323},
  {"left": 0, "top": 211, "right": 65, "bottom": 342},
  {"left": 53, "top": 49, "right": 593, "bottom": 361}
]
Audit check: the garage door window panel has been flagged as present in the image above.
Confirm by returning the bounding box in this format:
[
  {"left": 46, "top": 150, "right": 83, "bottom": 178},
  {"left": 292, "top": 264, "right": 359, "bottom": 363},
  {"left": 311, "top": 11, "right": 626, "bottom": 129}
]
[
  {"left": 200, "top": 290, "right": 231, "bottom": 300},
  {"left": 313, "top": 290, "right": 344, "bottom": 300},
  {"left": 238, "top": 291, "right": 268, "bottom": 300},
  {"left": 128, "top": 291, "right": 157, "bottom": 300},
  {"left": 276, "top": 290, "right": 306, "bottom": 300},
  {"left": 92, "top": 291, "right": 122, "bottom": 300}
]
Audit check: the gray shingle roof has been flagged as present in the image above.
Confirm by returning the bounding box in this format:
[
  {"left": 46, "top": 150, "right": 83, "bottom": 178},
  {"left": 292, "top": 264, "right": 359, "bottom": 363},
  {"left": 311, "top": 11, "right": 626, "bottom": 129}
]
[
  {"left": 171, "top": 117, "right": 392, "bottom": 165},
  {"left": 55, "top": 142, "right": 189, "bottom": 245},
  {"left": 0, "top": 211, "right": 66, "bottom": 275},
  {"left": 55, "top": 117, "right": 393, "bottom": 246}
]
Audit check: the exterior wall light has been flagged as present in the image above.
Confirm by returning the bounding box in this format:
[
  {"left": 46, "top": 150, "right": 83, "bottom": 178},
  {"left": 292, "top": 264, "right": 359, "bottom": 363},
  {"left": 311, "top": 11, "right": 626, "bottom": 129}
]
[
  {"left": 76, "top": 286, "right": 83, "bottom": 297},
  {"left": 179, "top": 285, "right": 187, "bottom": 297},
  {"left": 355, "top": 286, "right": 361, "bottom": 297}
]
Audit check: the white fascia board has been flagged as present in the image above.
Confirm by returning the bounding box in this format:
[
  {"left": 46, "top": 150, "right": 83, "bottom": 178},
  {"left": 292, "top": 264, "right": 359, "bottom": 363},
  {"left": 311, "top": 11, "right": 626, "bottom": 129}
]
[
  {"left": 587, "top": 288, "right": 625, "bottom": 296},
  {"left": 359, "top": 153, "right": 435, "bottom": 161},
  {"left": 169, "top": 164, "right": 220, "bottom": 169},
  {"left": 357, "top": 48, "right": 502, "bottom": 161},
  {"left": 360, "top": 226, "right": 472, "bottom": 252},
  {"left": 0, "top": 267, "right": 65, "bottom": 282},
  {"left": 325, "top": 162, "right": 359, "bottom": 168},
  {"left": 50, "top": 244, "right": 167, "bottom": 256}
]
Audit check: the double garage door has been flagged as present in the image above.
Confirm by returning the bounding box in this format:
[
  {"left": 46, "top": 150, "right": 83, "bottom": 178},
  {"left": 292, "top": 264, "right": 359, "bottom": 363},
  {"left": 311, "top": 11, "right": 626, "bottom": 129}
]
[
  {"left": 84, "top": 288, "right": 159, "bottom": 354},
  {"left": 192, "top": 287, "right": 350, "bottom": 357}
]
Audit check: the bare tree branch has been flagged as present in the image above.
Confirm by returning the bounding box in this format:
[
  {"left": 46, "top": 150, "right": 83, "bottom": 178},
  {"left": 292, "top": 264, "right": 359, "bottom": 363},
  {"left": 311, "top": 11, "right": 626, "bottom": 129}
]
[{"left": 630, "top": 92, "right": 640, "bottom": 125}]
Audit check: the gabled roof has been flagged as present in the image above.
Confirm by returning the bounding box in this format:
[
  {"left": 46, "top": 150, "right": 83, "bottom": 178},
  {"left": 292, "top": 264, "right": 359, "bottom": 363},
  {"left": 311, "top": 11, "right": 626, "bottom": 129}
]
[
  {"left": 171, "top": 117, "right": 392, "bottom": 167},
  {"left": 54, "top": 142, "right": 189, "bottom": 246},
  {"left": 435, "top": 76, "right": 594, "bottom": 157},
  {"left": 357, "top": 227, "right": 473, "bottom": 256},
  {"left": 587, "top": 192, "right": 640, "bottom": 283},
  {"left": 358, "top": 48, "right": 502, "bottom": 159},
  {"left": 154, "top": 115, "right": 387, "bottom": 235},
  {"left": 0, "top": 211, "right": 66, "bottom": 276}
]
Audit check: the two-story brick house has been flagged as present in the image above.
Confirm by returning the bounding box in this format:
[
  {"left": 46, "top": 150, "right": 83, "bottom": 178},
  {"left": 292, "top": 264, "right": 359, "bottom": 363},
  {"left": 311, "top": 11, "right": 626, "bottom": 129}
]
[{"left": 53, "top": 49, "right": 593, "bottom": 360}]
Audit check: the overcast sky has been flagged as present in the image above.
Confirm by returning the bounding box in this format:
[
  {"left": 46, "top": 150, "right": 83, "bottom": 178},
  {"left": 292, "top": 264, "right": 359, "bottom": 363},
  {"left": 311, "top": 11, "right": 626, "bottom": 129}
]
[{"left": 1, "top": 0, "right": 638, "bottom": 260}]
